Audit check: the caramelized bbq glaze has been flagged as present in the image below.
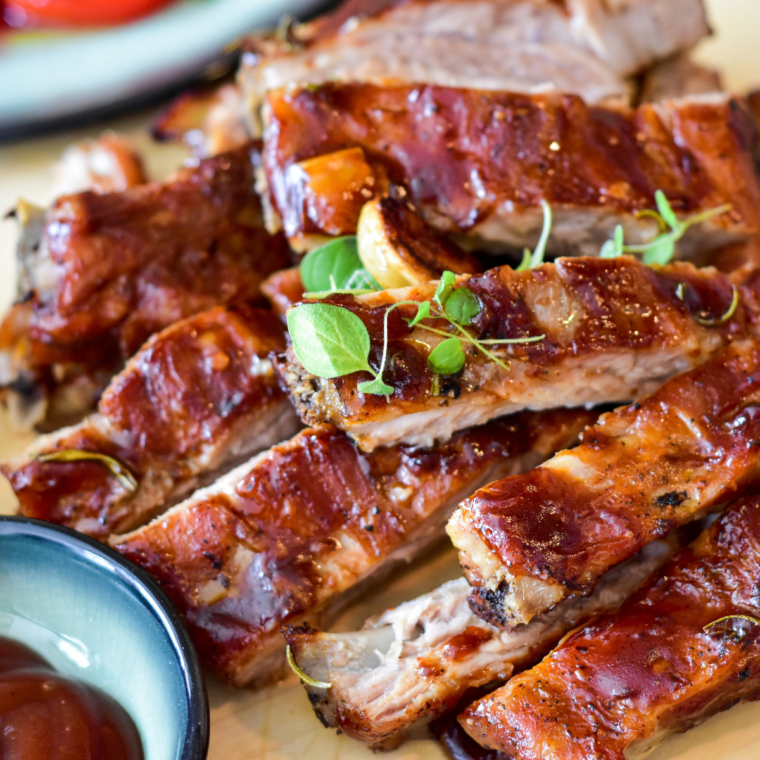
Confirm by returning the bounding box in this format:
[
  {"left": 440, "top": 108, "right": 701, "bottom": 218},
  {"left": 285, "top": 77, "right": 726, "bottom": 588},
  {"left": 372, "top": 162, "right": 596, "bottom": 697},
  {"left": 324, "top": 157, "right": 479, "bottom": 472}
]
[
  {"left": 449, "top": 339, "right": 760, "bottom": 628},
  {"left": 460, "top": 493, "right": 760, "bottom": 760},
  {"left": 4, "top": 306, "right": 298, "bottom": 539},
  {"left": 276, "top": 257, "right": 746, "bottom": 451},
  {"left": 114, "top": 409, "right": 592, "bottom": 686},
  {"left": 263, "top": 84, "right": 759, "bottom": 251},
  {"left": 0, "top": 142, "right": 292, "bottom": 423},
  {"left": 0, "top": 637, "right": 143, "bottom": 760}
]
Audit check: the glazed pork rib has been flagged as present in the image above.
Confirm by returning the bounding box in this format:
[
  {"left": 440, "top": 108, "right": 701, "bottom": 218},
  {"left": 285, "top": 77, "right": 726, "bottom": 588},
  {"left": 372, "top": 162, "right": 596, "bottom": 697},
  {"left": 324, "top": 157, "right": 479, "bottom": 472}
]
[
  {"left": 242, "top": 0, "right": 710, "bottom": 119},
  {"left": 448, "top": 339, "right": 760, "bottom": 630},
  {"left": 262, "top": 85, "right": 760, "bottom": 254},
  {"left": 2, "top": 306, "right": 300, "bottom": 540},
  {"left": 461, "top": 493, "right": 760, "bottom": 760},
  {"left": 276, "top": 257, "right": 748, "bottom": 452},
  {"left": 283, "top": 539, "right": 673, "bottom": 749},
  {"left": 113, "top": 409, "right": 593, "bottom": 686},
  {"left": 0, "top": 142, "right": 291, "bottom": 428}
]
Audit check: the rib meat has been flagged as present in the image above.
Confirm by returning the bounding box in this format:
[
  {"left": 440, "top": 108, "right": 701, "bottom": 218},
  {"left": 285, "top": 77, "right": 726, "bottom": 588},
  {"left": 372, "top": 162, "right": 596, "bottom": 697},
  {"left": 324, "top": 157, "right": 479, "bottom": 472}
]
[
  {"left": 262, "top": 85, "right": 760, "bottom": 254},
  {"left": 460, "top": 493, "right": 760, "bottom": 760},
  {"left": 276, "top": 257, "right": 748, "bottom": 451},
  {"left": 0, "top": 142, "right": 292, "bottom": 428},
  {"left": 2, "top": 306, "right": 300, "bottom": 539},
  {"left": 113, "top": 409, "right": 593, "bottom": 686},
  {"left": 283, "top": 539, "right": 673, "bottom": 749},
  {"left": 241, "top": 0, "right": 710, "bottom": 120},
  {"left": 448, "top": 339, "right": 760, "bottom": 629}
]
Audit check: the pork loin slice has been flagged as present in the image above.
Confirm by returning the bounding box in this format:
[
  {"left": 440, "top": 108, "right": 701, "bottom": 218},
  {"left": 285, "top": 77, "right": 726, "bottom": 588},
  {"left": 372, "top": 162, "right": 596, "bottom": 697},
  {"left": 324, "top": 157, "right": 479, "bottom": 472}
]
[
  {"left": 276, "top": 257, "right": 748, "bottom": 452},
  {"left": 2, "top": 307, "right": 300, "bottom": 539},
  {"left": 262, "top": 85, "right": 759, "bottom": 255},
  {"left": 461, "top": 493, "right": 760, "bottom": 760},
  {"left": 448, "top": 339, "right": 760, "bottom": 630},
  {"left": 283, "top": 539, "right": 673, "bottom": 749},
  {"left": 114, "top": 409, "right": 593, "bottom": 686},
  {"left": 241, "top": 0, "right": 710, "bottom": 120},
  {"left": 50, "top": 132, "right": 147, "bottom": 197},
  {"left": 0, "top": 141, "right": 292, "bottom": 429}
]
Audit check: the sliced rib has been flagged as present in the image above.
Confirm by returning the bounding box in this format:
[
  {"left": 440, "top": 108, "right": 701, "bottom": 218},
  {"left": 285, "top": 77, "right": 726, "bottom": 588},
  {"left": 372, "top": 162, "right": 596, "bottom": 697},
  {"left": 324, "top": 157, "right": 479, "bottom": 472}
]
[
  {"left": 448, "top": 338, "right": 760, "bottom": 629},
  {"left": 241, "top": 0, "right": 710, "bottom": 119},
  {"left": 113, "top": 409, "right": 593, "bottom": 686},
  {"left": 283, "top": 539, "right": 673, "bottom": 749},
  {"left": 262, "top": 85, "right": 759, "bottom": 254},
  {"left": 276, "top": 257, "right": 747, "bottom": 452},
  {"left": 460, "top": 493, "right": 760, "bottom": 760},
  {"left": 2, "top": 306, "right": 300, "bottom": 539},
  {"left": 0, "top": 142, "right": 292, "bottom": 429}
]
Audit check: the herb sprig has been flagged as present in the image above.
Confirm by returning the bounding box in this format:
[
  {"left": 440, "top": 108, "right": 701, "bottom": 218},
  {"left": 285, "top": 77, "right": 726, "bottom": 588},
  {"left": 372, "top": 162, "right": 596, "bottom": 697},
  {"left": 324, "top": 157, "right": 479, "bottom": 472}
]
[
  {"left": 288, "top": 271, "right": 544, "bottom": 396},
  {"left": 703, "top": 615, "right": 760, "bottom": 636},
  {"left": 600, "top": 191, "right": 731, "bottom": 265},
  {"left": 286, "top": 644, "right": 331, "bottom": 689},
  {"left": 38, "top": 450, "right": 138, "bottom": 493},
  {"left": 300, "top": 236, "right": 381, "bottom": 298}
]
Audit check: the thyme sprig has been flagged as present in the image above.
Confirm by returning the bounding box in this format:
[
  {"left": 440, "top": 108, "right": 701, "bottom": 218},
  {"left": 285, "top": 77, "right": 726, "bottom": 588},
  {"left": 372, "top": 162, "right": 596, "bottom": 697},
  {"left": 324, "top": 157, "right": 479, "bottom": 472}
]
[{"left": 600, "top": 191, "right": 731, "bottom": 265}]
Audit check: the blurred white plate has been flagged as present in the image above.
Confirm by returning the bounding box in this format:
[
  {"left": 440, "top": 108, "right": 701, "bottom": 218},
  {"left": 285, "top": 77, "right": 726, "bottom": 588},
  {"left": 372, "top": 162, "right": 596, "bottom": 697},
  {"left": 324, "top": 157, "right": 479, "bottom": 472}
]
[{"left": 0, "top": 0, "right": 326, "bottom": 139}]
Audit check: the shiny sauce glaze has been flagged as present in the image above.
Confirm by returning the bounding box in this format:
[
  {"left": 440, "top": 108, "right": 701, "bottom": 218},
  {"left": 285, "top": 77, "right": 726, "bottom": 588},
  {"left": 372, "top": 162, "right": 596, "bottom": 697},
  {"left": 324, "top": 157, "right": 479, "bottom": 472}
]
[{"left": 0, "top": 637, "right": 143, "bottom": 760}]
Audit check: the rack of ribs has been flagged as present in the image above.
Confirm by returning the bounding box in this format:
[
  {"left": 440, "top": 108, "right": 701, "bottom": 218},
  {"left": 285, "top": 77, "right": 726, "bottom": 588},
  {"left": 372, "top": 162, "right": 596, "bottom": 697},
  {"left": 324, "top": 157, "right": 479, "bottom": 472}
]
[
  {"left": 276, "top": 256, "right": 749, "bottom": 451},
  {"left": 0, "top": 141, "right": 292, "bottom": 429},
  {"left": 448, "top": 338, "right": 760, "bottom": 629},
  {"left": 261, "top": 85, "right": 759, "bottom": 255},
  {"left": 2, "top": 306, "right": 300, "bottom": 539},
  {"left": 460, "top": 492, "right": 760, "bottom": 760},
  {"left": 283, "top": 538, "right": 673, "bottom": 749},
  {"left": 113, "top": 409, "right": 594, "bottom": 686}
]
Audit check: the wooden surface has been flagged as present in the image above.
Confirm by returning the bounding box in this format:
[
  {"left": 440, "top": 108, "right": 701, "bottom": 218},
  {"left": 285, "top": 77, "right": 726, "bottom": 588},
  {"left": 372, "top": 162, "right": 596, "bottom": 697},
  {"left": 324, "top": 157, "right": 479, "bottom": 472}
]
[{"left": 1, "top": 2, "right": 760, "bottom": 757}]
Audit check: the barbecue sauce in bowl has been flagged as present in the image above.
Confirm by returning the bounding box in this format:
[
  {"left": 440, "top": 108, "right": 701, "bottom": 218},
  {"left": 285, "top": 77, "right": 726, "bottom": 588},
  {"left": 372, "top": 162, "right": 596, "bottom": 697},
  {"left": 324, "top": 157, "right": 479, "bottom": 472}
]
[{"left": 0, "top": 636, "right": 144, "bottom": 760}]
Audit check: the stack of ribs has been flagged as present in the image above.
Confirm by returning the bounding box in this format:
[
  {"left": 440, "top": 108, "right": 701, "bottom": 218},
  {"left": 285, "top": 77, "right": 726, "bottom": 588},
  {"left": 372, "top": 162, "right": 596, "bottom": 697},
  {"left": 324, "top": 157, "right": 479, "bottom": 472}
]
[{"left": 4, "top": 0, "right": 760, "bottom": 756}]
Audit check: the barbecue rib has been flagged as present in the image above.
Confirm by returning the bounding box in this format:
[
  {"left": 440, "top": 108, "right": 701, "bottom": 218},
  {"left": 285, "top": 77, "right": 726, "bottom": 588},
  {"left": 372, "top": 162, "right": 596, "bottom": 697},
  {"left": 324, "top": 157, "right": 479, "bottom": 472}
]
[
  {"left": 461, "top": 493, "right": 760, "bottom": 760},
  {"left": 2, "top": 307, "right": 300, "bottom": 539},
  {"left": 448, "top": 338, "right": 760, "bottom": 629},
  {"left": 284, "top": 539, "right": 673, "bottom": 749},
  {"left": 262, "top": 85, "right": 759, "bottom": 254},
  {"left": 0, "top": 142, "right": 292, "bottom": 429},
  {"left": 51, "top": 132, "right": 147, "bottom": 196},
  {"left": 241, "top": 0, "right": 710, "bottom": 121},
  {"left": 276, "top": 257, "right": 747, "bottom": 452},
  {"left": 114, "top": 409, "right": 593, "bottom": 686}
]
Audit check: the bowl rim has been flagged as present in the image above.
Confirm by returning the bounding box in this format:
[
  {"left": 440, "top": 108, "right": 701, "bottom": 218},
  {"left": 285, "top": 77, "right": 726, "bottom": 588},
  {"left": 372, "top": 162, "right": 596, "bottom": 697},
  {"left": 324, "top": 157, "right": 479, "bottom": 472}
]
[{"left": 0, "top": 515, "right": 210, "bottom": 760}]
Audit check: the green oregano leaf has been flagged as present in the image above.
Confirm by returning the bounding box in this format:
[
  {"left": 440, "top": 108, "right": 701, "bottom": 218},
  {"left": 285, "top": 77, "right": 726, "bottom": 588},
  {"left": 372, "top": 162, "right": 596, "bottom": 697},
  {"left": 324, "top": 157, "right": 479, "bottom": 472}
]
[
  {"left": 300, "top": 237, "right": 363, "bottom": 293},
  {"left": 407, "top": 301, "right": 431, "bottom": 327},
  {"left": 445, "top": 287, "right": 480, "bottom": 326},
  {"left": 655, "top": 190, "right": 680, "bottom": 231},
  {"left": 357, "top": 377, "right": 394, "bottom": 396},
  {"left": 287, "top": 303, "right": 372, "bottom": 378},
  {"left": 434, "top": 271, "right": 457, "bottom": 308},
  {"left": 428, "top": 337, "right": 466, "bottom": 375},
  {"left": 642, "top": 235, "right": 675, "bottom": 267}
]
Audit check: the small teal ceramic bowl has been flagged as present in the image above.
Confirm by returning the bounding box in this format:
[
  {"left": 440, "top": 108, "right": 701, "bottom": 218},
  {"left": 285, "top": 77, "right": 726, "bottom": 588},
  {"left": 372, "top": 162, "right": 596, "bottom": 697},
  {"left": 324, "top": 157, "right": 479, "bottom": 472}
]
[{"left": 0, "top": 516, "right": 209, "bottom": 760}]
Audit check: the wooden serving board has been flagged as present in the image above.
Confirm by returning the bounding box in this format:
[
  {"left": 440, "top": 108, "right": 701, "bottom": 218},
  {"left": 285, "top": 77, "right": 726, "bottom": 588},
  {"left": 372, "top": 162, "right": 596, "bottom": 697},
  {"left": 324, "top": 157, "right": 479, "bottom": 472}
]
[{"left": 1, "top": 2, "right": 760, "bottom": 756}]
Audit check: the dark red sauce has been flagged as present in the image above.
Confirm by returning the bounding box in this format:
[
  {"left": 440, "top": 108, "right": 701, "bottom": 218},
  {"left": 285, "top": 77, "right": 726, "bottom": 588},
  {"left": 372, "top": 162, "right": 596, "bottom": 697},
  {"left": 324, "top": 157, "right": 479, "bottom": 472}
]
[{"left": 0, "top": 636, "right": 144, "bottom": 760}]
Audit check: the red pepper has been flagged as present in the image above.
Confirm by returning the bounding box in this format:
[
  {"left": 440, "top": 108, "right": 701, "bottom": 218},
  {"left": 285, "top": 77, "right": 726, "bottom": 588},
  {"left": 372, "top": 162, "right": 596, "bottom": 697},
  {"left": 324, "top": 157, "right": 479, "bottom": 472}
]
[{"left": 3, "top": 0, "right": 174, "bottom": 27}]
